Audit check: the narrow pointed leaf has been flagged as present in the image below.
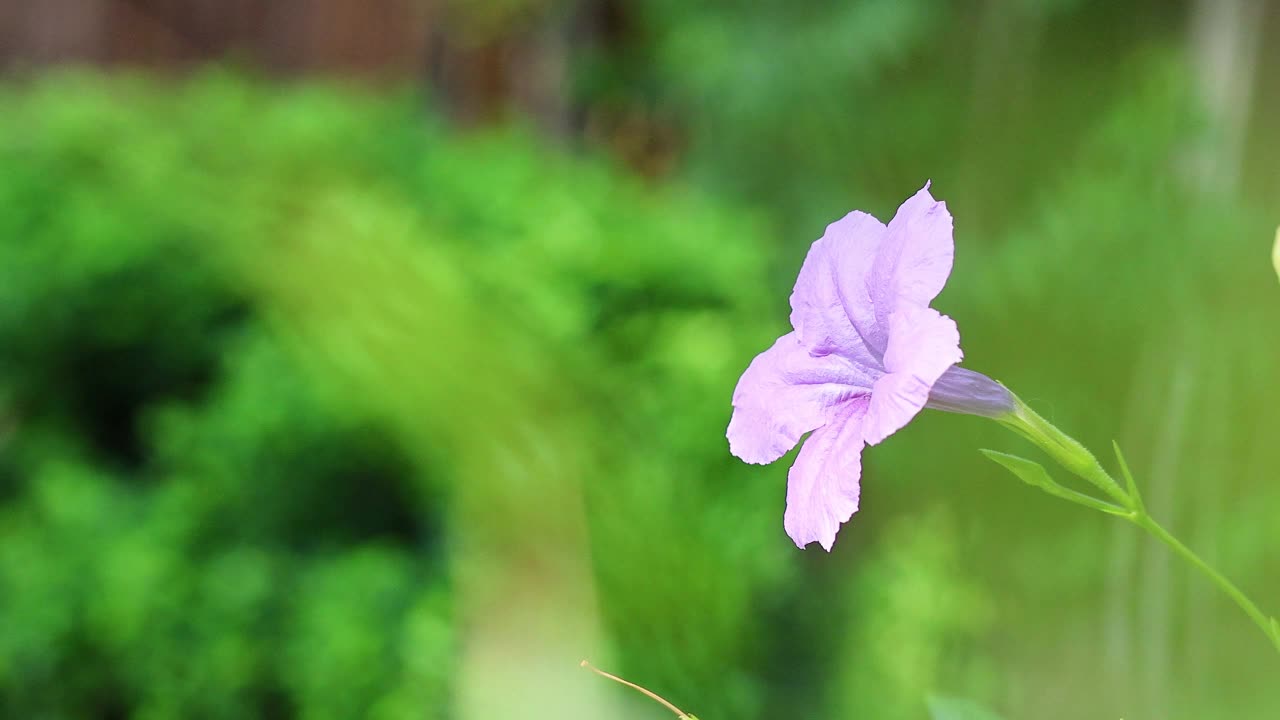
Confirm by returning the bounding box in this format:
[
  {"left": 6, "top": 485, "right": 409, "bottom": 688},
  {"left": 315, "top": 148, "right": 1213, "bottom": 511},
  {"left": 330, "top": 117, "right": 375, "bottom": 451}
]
[
  {"left": 1112, "top": 441, "right": 1144, "bottom": 513},
  {"left": 981, "top": 449, "right": 1129, "bottom": 516}
]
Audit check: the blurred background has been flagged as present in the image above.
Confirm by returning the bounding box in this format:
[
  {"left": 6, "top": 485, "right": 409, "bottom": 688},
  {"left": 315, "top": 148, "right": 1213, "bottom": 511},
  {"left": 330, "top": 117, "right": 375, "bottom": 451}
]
[{"left": 0, "top": 1, "right": 1278, "bottom": 718}]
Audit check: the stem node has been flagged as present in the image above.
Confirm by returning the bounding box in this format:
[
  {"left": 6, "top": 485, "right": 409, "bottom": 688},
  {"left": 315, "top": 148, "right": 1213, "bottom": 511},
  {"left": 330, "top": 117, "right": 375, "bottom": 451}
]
[{"left": 994, "top": 390, "right": 1279, "bottom": 655}]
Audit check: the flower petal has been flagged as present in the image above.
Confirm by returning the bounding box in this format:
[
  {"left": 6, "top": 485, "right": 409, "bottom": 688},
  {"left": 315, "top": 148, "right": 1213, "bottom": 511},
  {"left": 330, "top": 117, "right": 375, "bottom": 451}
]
[
  {"left": 784, "top": 395, "right": 869, "bottom": 551},
  {"left": 790, "top": 210, "right": 886, "bottom": 365},
  {"left": 863, "top": 305, "right": 963, "bottom": 446},
  {"left": 727, "top": 332, "right": 876, "bottom": 465},
  {"left": 868, "top": 183, "right": 954, "bottom": 333}
]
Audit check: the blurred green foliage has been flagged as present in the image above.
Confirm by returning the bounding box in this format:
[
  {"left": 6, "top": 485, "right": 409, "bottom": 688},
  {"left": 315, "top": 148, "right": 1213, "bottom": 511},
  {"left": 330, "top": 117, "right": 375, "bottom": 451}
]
[
  {"left": 0, "top": 5, "right": 1278, "bottom": 718},
  {"left": 0, "top": 71, "right": 806, "bottom": 719}
]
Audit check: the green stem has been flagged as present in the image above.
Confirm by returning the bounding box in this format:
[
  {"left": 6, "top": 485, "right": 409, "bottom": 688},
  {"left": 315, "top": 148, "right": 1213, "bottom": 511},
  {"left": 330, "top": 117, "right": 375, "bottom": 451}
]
[
  {"left": 997, "top": 391, "right": 1280, "bottom": 654},
  {"left": 997, "top": 395, "right": 1129, "bottom": 506},
  {"left": 1131, "top": 513, "right": 1280, "bottom": 653}
]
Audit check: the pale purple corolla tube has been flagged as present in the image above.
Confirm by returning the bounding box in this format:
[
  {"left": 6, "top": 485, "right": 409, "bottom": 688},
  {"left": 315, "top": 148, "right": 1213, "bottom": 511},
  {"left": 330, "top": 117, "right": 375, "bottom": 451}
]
[
  {"left": 926, "top": 366, "right": 1013, "bottom": 419},
  {"left": 726, "top": 183, "right": 1012, "bottom": 551}
]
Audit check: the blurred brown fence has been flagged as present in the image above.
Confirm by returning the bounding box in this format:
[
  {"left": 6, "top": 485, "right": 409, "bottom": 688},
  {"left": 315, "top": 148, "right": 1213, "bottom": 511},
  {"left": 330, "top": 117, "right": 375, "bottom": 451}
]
[
  {"left": 1, "top": 0, "right": 434, "bottom": 76},
  {"left": 0, "top": 0, "right": 676, "bottom": 169}
]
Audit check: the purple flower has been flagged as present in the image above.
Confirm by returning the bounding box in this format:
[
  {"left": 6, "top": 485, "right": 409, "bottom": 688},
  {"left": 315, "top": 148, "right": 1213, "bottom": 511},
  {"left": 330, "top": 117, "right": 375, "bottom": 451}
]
[{"left": 727, "top": 183, "right": 1011, "bottom": 550}]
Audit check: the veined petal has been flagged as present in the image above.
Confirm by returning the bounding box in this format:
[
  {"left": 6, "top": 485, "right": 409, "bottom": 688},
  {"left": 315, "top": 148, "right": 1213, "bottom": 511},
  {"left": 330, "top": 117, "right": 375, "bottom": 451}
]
[
  {"left": 863, "top": 305, "right": 962, "bottom": 446},
  {"left": 784, "top": 395, "right": 869, "bottom": 551},
  {"left": 831, "top": 211, "right": 890, "bottom": 358},
  {"left": 728, "top": 332, "right": 877, "bottom": 465},
  {"left": 868, "top": 183, "right": 954, "bottom": 332},
  {"left": 789, "top": 210, "right": 885, "bottom": 366}
]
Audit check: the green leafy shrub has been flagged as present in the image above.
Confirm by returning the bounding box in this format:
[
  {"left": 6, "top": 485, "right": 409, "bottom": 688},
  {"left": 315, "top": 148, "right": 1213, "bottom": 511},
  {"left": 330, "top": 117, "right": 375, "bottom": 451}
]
[{"left": 0, "top": 71, "right": 797, "bottom": 719}]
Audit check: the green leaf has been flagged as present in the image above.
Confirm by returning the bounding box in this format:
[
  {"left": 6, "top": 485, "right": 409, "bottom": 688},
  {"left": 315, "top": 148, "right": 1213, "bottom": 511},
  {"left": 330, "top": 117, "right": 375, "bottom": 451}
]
[
  {"left": 980, "top": 449, "right": 1129, "bottom": 516},
  {"left": 928, "top": 695, "right": 1006, "bottom": 720},
  {"left": 1112, "top": 441, "right": 1145, "bottom": 514},
  {"left": 1272, "top": 225, "right": 1280, "bottom": 283}
]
